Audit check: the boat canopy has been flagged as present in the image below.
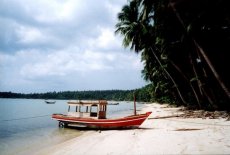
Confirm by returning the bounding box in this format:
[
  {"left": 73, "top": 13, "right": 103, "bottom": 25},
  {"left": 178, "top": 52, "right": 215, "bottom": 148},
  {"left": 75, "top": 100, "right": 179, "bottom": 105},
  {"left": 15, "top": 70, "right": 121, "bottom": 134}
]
[
  {"left": 67, "top": 100, "right": 107, "bottom": 119},
  {"left": 67, "top": 100, "right": 107, "bottom": 106}
]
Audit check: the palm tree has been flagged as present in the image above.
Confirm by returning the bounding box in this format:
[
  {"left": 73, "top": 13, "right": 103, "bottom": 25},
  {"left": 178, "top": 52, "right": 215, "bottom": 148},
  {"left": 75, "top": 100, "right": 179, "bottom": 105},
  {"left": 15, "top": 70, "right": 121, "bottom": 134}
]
[
  {"left": 116, "top": 0, "right": 230, "bottom": 110},
  {"left": 115, "top": 0, "right": 188, "bottom": 105},
  {"left": 115, "top": 0, "right": 145, "bottom": 52}
]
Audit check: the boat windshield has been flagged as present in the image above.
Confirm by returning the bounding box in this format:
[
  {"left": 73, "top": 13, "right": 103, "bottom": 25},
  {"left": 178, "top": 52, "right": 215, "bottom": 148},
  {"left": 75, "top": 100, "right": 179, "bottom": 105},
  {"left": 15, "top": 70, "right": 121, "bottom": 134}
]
[
  {"left": 67, "top": 100, "right": 107, "bottom": 119},
  {"left": 90, "top": 104, "right": 97, "bottom": 117}
]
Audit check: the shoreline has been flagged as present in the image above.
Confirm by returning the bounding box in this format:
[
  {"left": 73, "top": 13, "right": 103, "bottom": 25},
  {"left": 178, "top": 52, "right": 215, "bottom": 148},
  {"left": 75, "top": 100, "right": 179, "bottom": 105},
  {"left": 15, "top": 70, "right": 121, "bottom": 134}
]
[{"left": 37, "top": 103, "right": 230, "bottom": 155}]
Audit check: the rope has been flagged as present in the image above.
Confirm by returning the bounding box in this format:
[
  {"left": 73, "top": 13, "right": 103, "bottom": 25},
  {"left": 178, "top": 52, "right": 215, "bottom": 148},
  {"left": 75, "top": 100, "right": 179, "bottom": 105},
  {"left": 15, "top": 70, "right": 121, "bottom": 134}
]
[{"left": 0, "top": 114, "right": 51, "bottom": 122}]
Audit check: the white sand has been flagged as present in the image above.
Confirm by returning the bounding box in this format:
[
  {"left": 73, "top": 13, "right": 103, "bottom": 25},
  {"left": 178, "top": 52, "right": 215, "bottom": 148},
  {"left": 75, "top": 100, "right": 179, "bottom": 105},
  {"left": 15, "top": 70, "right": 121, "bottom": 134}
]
[{"left": 37, "top": 103, "right": 230, "bottom": 155}]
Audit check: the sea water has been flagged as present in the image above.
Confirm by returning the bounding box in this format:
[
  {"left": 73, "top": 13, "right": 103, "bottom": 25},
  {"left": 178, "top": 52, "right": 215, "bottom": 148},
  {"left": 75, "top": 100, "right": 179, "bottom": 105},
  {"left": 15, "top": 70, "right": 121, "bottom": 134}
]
[{"left": 0, "top": 99, "right": 144, "bottom": 155}]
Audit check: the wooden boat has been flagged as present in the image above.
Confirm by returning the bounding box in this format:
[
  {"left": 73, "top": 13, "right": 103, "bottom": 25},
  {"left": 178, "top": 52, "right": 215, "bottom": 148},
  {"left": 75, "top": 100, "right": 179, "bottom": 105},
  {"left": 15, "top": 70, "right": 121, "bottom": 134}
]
[
  {"left": 52, "top": 100, "right": 152, "bottom": 129},
  {"left": 45, "top": 100, "right": 56, "bottom": 104},
  {"left": 108, "top": 102, "right": 119, "bottom": 105}
]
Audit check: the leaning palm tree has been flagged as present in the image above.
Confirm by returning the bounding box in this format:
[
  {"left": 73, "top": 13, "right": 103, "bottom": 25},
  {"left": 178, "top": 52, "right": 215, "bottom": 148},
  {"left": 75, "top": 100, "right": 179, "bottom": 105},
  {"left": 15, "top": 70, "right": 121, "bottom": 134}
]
[{"left": 115, "top": 0, "right": 188, "bottom": 105}]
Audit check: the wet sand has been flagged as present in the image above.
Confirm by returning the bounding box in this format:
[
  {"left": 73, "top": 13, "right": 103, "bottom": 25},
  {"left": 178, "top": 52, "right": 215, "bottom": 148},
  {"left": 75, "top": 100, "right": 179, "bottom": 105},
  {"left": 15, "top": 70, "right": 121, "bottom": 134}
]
[{"left": 37, "top": 103, "right": 230, "bottom": 155}]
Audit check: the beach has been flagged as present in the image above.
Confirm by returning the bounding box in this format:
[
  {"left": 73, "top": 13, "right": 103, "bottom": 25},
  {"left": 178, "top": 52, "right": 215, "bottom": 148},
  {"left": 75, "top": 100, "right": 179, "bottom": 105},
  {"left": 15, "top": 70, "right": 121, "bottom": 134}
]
[{"left": 37, "top": 103, "right": 230, "bottom": 155}]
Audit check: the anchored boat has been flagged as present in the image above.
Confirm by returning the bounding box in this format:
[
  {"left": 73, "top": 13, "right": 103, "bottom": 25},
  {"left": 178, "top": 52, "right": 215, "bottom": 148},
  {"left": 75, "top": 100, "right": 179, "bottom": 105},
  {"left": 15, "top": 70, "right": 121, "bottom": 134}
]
[
  {"left": 52, "top": 100, "right": 151, "bottom": 129},
  {"left": 45, "top": 100, "right": 56, "bottom": 104}
]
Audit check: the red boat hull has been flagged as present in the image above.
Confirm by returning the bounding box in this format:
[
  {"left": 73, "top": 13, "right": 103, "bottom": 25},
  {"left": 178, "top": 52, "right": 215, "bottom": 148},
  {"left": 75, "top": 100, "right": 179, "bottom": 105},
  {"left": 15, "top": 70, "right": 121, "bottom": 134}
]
[{"left": 52, "top": 112, "right": 152, "bottom": 129}]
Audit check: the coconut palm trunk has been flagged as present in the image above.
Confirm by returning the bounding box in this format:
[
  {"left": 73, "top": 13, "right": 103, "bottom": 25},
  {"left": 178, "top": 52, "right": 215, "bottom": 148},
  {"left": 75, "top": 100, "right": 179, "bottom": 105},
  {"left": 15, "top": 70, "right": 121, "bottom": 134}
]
[{"left": 169, "top": 2, "right": 230, "bottom": 99}]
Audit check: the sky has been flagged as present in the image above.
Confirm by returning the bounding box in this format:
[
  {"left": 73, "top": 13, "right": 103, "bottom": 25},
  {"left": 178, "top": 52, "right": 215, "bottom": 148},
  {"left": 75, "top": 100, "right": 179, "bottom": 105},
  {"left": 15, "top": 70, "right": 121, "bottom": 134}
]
[{"left": 0, "top": 0, "right": 147, "bottom": 93}]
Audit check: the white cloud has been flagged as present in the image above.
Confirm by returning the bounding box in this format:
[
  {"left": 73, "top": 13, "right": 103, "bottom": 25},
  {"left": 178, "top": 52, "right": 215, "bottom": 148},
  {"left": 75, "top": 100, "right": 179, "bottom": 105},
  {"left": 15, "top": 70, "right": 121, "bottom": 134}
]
[
  {"left": 18, "top": 48, "right": 141, "bottom": 78},
  {"left": 0, "top": 48, "right": 144, "bottom": 92},
  {"left": 33, "top": 0, "right": 79, "bottom": 23},
  {"left": 16, "top": 26, "right": 43, "bottom": 44},
  {"left": 89, "top": 27, "right": 120, "bottom": 50},
  {"left": 0, "top": 0, "right": 147, "bottom": 93}
]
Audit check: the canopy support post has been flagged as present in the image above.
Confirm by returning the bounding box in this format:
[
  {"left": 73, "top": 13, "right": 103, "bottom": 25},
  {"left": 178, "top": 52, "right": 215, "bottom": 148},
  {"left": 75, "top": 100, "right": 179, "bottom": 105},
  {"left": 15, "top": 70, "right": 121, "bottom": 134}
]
[{"left": 133, "top": 92, "right": 136, "bottom": 115}]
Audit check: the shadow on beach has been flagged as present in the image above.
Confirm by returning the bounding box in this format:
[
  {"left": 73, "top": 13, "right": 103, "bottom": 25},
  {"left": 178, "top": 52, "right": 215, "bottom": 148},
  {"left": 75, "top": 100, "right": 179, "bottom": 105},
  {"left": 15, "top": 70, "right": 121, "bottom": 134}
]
[{"left": 60, "top": 125, "right": 155, "bottom": 132}]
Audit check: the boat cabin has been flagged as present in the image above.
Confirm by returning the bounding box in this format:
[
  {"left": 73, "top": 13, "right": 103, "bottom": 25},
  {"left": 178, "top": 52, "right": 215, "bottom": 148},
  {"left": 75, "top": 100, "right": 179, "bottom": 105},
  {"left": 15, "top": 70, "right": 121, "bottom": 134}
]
[{"left": 67, "top": 100, "right": 107, "bottom": 119}]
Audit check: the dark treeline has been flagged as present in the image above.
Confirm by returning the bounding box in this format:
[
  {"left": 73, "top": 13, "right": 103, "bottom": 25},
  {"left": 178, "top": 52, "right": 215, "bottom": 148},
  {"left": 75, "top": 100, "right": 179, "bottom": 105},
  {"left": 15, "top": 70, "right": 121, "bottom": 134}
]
[
  {"left": 0, "top": 85, "right": 153, "bottom": 102},
  {"left": 0, "top": 90, "right": 133, "bottom": 101}
]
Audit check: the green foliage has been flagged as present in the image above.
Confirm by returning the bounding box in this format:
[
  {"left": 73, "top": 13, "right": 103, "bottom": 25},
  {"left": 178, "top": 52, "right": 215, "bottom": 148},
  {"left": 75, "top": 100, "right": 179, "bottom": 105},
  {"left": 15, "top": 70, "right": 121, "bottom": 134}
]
[
  {"left": 0, "top": 85, "right": 158, "bottom": 103},
  {"left": 0, "top": 85, "right": 183, "bottom": 104},
  {"left": 116, "top": 0, "right": 230, "bottom": 110},
  {"left": 0, "top": 90, "right": 135, "bottom": 101}
]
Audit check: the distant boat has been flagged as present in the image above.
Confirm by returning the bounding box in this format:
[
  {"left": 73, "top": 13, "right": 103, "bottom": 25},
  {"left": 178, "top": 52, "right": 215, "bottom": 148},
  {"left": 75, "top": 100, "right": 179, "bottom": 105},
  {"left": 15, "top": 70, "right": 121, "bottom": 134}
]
[
  {"left": 52, "top": 100, "right": 152, "bottom": 129},
  {"left": 108, "top": 102, "right": 119, "bottom": 105},
  {"left": 45, "top": 100, "right": 56, "bottom": 104}
]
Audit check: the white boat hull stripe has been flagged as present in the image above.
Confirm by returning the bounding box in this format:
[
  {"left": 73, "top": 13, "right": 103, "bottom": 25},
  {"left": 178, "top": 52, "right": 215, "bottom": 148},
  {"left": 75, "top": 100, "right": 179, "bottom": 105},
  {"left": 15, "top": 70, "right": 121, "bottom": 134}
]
[{"left": 54, "top": 117, "right": 147, "bottom": 124}]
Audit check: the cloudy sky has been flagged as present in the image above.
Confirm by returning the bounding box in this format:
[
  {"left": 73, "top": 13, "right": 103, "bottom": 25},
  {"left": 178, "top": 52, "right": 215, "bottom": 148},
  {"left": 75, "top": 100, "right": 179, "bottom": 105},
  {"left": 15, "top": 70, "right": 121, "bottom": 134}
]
[{"left": 0, "top": 0, "right": 147, "bottom": 93}]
